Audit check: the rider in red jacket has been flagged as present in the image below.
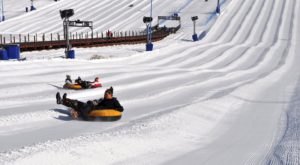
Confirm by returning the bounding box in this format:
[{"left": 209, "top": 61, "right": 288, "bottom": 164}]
[{"left": 91, "top": 77, "right": 102, "bottom": 88}]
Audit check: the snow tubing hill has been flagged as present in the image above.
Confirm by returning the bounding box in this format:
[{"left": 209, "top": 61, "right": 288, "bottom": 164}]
[{"left": 89, "top": 109, "right": 122, "bottom": 121}]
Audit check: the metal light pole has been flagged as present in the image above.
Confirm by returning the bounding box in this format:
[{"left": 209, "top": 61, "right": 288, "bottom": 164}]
[
  {"left": 0, "top": 0, "right": 4, "bottom": 22},
  {"left": 60, "top": 9, "right": 74, "bottom": 58},
  {"left": 144, "top": 16, "right": 153, "bottom": 51},
  {"left": 191, "top": 16, "right": 198, "bottom": 41},
  {"left": 144, "top": 0, "right": 153, "bottom": 51},
  {"left": 216, "top": 0, "right": 220, "bottom": 14},
  {"left": 150, "top": 0, "right": 152, "bottom": 17},
  {"left": 64, "top": 18, "right": 70, "bottom": 56},
  {"left": 30, "top": 0, "right": 36, "bottom": 11},
  {"left": 149, "top": 0, "right": 152, "bottom": 43}
]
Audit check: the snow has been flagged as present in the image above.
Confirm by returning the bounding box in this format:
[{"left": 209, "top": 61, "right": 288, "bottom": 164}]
[{"left": 0, "top": 0, "right": 300, "bottom": 164}]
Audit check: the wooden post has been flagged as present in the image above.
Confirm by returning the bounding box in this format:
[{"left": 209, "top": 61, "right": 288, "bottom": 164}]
[
  {"left": 3, "top": 37, "right": 5, "bottom": 44},
  {"left": 51, "top": 33, "right": 53, "bottom": 41},
  {"left": 13, "top": 36, "right": 16, "bottom": 43},
  {"left": 10, "top": 34, "right": 12, "bottom": 43},
  {"left": 19, "top": 34, "right": 21, "bottom": 43},
  {"left": 43, "top": 34, "right": 45, "bottom": 42}
]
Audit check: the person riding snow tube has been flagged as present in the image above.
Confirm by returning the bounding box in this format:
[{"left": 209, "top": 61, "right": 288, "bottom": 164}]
[
  {"left": 63, "top": 75, "right": 82, "bottom": 89},
  {"left": 56, "top": 87, "right": 123, "bottom": 121},
  {"left": 63, "top": 76, "right": 102, "bottom": 90}
]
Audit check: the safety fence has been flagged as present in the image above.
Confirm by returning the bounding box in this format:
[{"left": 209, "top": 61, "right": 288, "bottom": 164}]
[{"left": 0, "top": 26, "right": 179, "bottom": 51}]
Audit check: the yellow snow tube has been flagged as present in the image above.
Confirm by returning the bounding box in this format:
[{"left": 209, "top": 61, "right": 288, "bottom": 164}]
[
  {"left": 63, "top": 83, "right": 82, "bottom": 90},
  {"left": 89, "top": 109, "right": 122, "bottom": 121}
]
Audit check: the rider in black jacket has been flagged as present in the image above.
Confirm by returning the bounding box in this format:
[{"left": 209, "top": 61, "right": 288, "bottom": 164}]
[{"left": 56, "top": 87, "right": 123, "bottom": 120}]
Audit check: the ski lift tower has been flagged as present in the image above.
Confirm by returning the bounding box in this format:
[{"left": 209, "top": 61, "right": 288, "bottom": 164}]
[{"left": 0, "top": 0, "right": 4, "bottom": 22}]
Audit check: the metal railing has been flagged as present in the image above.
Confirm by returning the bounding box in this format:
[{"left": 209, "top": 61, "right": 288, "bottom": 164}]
[{"left": 0, "top": 25, "right": 180, "bottom": 51}]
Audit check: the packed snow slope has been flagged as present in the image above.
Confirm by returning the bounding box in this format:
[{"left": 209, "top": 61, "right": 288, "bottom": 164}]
[
  {"left": 0, "top": 0, "right": 300, "bottom": 164},
  {"left": 2, "top": 0, "right": 54, "bottom": 20},
  {"left": 0, "top": 0, "right": 214, "bottom": 36}
]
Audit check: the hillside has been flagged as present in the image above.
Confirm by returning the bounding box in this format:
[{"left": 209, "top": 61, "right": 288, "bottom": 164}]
[{"left": 0, "top": 0, "right": 299, "bottom": 164}]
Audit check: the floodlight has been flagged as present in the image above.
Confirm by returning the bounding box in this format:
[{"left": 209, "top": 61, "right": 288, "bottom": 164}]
[
  {"left": 143, "top": 16, "right": 153, "bottom": 23},
  {"left": 60, "top": 9, "right": 74, "bottom": 19},
  {"left": 191, "top": 16, "right": 198, "bottom": 21}
]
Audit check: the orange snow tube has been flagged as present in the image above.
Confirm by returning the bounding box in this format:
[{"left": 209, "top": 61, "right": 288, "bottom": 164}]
[
  {"left": 88, "top": 109, "right": 122, "bottom": 121},
  {"left": 63, "top": 83, "right": 82, "bottom": 90}
]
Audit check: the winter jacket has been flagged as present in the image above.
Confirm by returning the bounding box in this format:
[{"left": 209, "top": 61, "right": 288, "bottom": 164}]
[
  {"left": 94, "top": 97, "right": 124, "bottom": 112},
  {"left": 79, "top": 81, "right": 91, "bottom": 89},
  {"left": 91, "top": 81, "right": 102, "bottom": 88},
  {"left": 65, "top": 78, "right": 72, "bottom": 84}
]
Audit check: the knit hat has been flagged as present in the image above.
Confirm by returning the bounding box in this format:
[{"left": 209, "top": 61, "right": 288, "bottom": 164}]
[{"left": 105, "top": 86, "right": 113, "bottom": 95}]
